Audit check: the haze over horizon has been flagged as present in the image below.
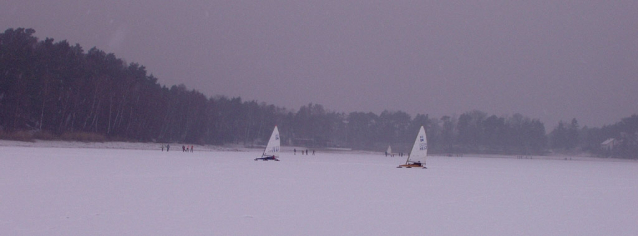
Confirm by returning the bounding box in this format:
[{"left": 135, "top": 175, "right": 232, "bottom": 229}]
[{"left": 2, "top": 0, "right": 637, "bottom": 128}]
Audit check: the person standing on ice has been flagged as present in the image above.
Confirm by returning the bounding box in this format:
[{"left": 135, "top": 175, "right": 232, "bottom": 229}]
[
  {"left": 167, "top": 144, "right": 170, "bottom": 152},
  {"left": 294, "top": 148, "right": 296, "bottom": 155},
  {"left": 161, "top": 144, "right": 164, "bottom": 151},
  {"left": 191, "top": 145, "right": 194, "bottom": 152}
]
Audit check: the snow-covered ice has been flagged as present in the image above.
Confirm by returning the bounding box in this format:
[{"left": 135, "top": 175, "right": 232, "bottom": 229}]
[{"left": 1, "top": 142, "right": 637, "bottom": 235}]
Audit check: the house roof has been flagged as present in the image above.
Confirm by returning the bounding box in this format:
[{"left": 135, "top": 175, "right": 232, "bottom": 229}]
[{"left": 601, "top": 138, "right": 615, "bottom": 145}]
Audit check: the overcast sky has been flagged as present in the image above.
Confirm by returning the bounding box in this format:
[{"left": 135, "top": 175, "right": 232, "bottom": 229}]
[{"left": 2, "top": 0, "right": 637, "bottom": 127}]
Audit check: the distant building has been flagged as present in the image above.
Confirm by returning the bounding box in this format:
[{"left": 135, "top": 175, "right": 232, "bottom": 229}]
[{"left": 601, "top": 138, "right": 617, "bottom": 151}]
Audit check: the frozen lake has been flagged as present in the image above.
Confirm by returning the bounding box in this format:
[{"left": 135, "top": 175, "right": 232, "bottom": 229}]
[{"left": 1, "top": 143, "right": 637, "bottom": 235}]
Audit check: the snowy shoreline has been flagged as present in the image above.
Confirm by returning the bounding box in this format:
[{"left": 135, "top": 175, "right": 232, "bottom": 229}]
[
  {"left": 1, "top": 139, "right": 632, "bottom": 163},
  {"left": 0, "top": 139, "right": 244, "bottom": 152}
]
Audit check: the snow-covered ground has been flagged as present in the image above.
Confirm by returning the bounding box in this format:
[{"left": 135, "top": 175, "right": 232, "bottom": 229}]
[{"left": 1, "top": 141, "right": 637, "bottom": 235}]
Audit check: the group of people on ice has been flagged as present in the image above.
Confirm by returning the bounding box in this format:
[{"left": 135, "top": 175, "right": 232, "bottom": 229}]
[
  {"left": 293, "top": 148, "right": 314, "bottom": 155},
  {"left": 160, "top": 144, "right": 194, "bottom": 152},
  {"left": 385, "top": 152, "right": 405, "bottom": 157},
  {"left": 181, "top": 145, "right": 194, "bottom": 152}
]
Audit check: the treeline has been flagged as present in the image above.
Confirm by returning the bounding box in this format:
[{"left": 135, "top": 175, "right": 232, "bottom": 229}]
[
  {"left": 325, "top": 109, "right": 549, "bottom": 155},
  {"left": 1, "top": 28, "right": 636, "bottom": 158},
  {"left": 0, "top": 28, "right": 288, "bottom": 144},
  {"left": 549, "top": 116, "right": 638, "bottom": 159}
]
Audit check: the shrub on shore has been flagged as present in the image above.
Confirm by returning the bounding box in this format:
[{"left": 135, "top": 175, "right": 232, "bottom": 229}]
[
  {"left": 60, "top": 132, "right": 106, "bottom": 142},
  {"left": 0, "top": 130, "right": 106, "bottom": 142}
]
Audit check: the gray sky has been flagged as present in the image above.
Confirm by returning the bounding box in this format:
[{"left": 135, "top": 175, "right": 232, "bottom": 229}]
[{"left": 2, "top": 0, "right": 637, "bottom": 127}]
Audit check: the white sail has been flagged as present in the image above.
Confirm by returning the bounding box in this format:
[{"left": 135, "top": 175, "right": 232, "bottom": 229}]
[
  {"left": 387, "top": 146, "right": 392, "bottom": 154},
  {"left": 408, "top": 126, "right": 427, "bottom": 164},
  {"left": 263, "top": 126, "right": 280, "bottom": 157}
]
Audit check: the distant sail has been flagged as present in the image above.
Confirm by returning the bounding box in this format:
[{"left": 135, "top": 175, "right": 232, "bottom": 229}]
[
  {"left": 263, "top": 126, "right": 280, "bottom": 157},
  {"left": 387, "top": 146, "right": 392, "bottom": 154}
]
